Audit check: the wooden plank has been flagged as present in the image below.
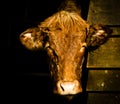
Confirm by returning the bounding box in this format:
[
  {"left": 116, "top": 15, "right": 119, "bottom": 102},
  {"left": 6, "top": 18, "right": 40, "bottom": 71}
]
[
  {"left": 86, "top": 70, "right": 120, "bottom": 91},
  {"left": 87, "top": 0, "right": 120, "bottom": 25},
  {"left": 110, "top": 27, "right": 120, "bottom": 36},
  {"left": 87, "top": 93, "right": 120, "bottom": 104},
  {"left": 87, "top": 38, "right": 120, "bottom": 68}
]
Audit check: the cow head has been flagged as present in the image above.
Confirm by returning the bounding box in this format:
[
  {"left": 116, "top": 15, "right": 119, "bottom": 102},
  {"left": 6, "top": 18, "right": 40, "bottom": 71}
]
[{"left": 19, "top": 0, "right": 112, "bottom": 100}]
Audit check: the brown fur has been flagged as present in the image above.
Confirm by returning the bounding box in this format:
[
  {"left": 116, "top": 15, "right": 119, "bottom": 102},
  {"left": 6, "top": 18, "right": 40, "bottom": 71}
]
[{"left": 39, "top": 10, "right": 88, "bottom": 36}]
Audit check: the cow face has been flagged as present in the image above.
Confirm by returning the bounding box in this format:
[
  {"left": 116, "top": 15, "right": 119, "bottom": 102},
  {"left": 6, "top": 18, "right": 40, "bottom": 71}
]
[
  {"left": 19, "top": 9, "right": 112, "bottom": 99},
  {"left": 20, "top": 24, "right": 112, "bottom": 97},
  {"left": 45, "top": 29, "right": 87, "bottom": 95}
]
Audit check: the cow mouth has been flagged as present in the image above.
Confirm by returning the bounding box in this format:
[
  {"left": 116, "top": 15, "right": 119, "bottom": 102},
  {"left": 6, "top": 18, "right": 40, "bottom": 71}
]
[{"left": 53, "top": 92, "right": 83, "bottom": 101}]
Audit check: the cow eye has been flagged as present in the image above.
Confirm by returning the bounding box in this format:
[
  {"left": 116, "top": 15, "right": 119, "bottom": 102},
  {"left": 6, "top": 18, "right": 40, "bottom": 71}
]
[
  {"left": 82, "top": 43, "right": 87, "bottom": 47},
  {"left": 81, "top": 45, "right": 86, "bottom": 49}
]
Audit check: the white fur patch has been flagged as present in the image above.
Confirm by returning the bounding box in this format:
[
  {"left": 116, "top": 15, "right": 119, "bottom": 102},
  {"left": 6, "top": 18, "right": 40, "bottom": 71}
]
[{"left": 24, "top": 33, "right": 32, "bottom": 38}]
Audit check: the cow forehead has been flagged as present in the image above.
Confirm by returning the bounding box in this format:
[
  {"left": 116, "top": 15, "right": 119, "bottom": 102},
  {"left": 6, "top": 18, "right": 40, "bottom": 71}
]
[
  {"left": 46, "top": 31, "right": 86, "bottom": 61},
  {"left": 50, "top": 31, "right": 86, "bottom": 47}
]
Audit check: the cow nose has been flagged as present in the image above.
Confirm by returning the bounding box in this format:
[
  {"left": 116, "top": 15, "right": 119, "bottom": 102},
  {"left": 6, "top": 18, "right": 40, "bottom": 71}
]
[
  {"left": 56, "top": 80, "right": 82, "bottom": 95},
  {"left": 60, "top": 82, "right": 75, "bottom": 91}
]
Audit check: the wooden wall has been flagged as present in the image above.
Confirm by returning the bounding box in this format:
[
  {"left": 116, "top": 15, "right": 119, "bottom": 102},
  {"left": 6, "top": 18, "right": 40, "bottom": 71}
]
[{"left": 86, "top": 0, "right": 120, "bottom": 103}]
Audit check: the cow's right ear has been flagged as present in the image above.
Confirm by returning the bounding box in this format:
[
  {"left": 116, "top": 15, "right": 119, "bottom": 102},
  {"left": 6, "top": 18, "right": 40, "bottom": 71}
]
[{"left": 19, "top": 27, "right": 44, "bottom": 50}]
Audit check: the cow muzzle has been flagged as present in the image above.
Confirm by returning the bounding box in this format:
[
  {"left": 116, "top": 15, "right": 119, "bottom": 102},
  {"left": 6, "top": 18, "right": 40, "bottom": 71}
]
[{"left": 55, "top": 80, "right": 82, "bottom": 95}]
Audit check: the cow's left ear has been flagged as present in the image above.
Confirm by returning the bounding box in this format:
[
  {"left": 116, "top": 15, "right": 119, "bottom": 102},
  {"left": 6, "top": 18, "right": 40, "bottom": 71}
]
[{"left": 86, "top": 24, "right": 112, "bottom": 49}]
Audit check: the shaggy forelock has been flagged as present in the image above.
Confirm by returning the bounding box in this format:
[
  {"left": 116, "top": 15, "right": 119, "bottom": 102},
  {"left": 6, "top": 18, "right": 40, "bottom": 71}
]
[{"left": 39, "top": 10, "right": 88, "bottom": 35}]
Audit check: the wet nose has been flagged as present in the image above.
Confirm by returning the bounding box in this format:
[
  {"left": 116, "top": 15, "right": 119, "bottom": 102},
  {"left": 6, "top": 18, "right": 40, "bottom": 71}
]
[{"left": 56, "top": 80, "right": 82, "bottom": 95}]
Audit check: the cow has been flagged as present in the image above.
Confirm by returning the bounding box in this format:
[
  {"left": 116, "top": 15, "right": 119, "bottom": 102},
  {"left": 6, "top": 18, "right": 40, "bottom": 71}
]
[{"left": 19, "top": 0, "right": 112, "bottom": 100}]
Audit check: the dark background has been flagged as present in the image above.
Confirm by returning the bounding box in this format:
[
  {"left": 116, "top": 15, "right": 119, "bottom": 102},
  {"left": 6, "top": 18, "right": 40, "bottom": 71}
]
[{"left": 8, "top": 0, "right": 90, "bottom": 103}]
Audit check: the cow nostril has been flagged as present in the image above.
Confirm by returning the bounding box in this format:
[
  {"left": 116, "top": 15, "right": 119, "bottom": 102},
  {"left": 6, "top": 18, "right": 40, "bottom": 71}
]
[{"left": 60, "top": 84, "right": 65, "bottom": 91}]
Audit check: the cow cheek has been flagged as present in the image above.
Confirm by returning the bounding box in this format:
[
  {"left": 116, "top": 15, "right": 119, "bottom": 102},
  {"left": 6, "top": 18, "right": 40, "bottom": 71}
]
[{"left": 49, "top": 63, "right": 60, "bottom": 81}]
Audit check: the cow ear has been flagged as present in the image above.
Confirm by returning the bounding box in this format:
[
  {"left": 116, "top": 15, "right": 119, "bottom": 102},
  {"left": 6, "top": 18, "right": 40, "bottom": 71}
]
[
  {"left": 86, "top": 24, "right": 112, "bottom": 50},
  {"left": 19, "top": 27, "right": 44, "bottom": 50}
]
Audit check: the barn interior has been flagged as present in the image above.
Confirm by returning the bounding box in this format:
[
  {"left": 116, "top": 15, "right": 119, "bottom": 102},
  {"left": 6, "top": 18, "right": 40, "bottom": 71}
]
[{"left": 8, "top": 0, "right": 120, "bottom": 104}]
